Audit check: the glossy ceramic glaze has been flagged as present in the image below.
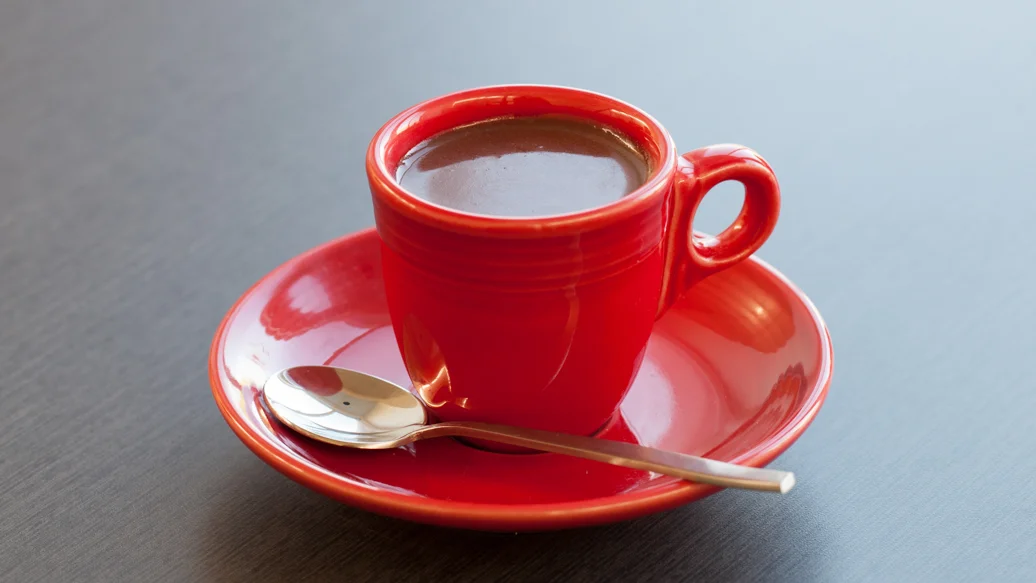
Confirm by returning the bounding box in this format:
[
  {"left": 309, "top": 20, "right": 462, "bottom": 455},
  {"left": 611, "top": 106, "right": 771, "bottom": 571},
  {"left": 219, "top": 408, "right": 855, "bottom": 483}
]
[
  {"left": 366, "top": 85, "right": 781, "bottom": 437},
  {"left": 209, "top": 228, "right": 833, "bottom": 531}
]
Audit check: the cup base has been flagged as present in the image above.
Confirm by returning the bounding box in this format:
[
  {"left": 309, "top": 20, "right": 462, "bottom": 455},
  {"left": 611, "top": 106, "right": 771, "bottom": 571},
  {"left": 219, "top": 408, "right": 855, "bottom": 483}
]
[{"left": 452, "top": 410, "right": 625, "bottom": 454}]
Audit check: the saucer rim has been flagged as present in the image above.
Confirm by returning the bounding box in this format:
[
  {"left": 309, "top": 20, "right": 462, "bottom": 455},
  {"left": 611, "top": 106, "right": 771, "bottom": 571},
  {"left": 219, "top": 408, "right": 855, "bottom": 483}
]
[{"left": 209, "top": 228, "right": 833, "bottom": 531}]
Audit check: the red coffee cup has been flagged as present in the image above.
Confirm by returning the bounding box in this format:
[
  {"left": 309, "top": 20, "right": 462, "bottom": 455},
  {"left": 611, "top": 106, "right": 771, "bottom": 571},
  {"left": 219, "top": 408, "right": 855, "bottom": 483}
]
[{"left": 366, "top": 85, "right": 780, "bottom": 440}]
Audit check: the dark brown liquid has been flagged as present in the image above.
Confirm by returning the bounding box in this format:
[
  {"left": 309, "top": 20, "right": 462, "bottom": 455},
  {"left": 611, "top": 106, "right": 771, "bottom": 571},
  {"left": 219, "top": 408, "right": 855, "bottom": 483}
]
[{"left": 396, "top": 116, "right": 649, "bottom": 217}]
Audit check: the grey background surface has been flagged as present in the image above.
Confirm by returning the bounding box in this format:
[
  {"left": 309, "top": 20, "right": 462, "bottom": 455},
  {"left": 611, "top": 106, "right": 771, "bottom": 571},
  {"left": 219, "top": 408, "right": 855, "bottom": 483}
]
[{"left": 1, "top": 1, "right": 1034, "bottom": 581}]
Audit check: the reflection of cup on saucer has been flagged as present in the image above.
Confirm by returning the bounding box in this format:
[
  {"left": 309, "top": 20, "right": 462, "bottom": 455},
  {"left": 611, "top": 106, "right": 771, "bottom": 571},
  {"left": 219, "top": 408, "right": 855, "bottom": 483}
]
[
  {"left": 365, "top": 85, "right": 781, "bottom": 442},
  {"left": 260, "top": 231, "right": 391, "bottom": 340}
]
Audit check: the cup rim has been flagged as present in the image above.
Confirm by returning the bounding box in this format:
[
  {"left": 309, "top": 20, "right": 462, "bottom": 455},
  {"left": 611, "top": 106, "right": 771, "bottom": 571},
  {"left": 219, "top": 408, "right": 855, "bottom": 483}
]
[{"left": 366, "top": 84, "right": 678, "bottom": 237}]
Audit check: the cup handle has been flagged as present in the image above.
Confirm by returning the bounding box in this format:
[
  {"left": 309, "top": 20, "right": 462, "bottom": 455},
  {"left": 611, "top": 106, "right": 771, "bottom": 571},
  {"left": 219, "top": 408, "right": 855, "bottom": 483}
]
[{"left": 658, "top": 144, "right": 781, "bottom": 317}]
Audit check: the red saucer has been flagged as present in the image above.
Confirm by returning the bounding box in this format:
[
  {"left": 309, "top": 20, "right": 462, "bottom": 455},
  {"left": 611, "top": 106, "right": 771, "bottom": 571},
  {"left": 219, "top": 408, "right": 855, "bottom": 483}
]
[{"left": 209, "top": 228, "right": 833, "bottom": 531}]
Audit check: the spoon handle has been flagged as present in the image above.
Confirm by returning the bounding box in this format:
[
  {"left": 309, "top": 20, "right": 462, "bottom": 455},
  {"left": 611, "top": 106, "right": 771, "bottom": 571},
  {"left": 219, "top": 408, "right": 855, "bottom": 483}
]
[{"left": 422, "top": 421, "right": 795, "bottom": 493}]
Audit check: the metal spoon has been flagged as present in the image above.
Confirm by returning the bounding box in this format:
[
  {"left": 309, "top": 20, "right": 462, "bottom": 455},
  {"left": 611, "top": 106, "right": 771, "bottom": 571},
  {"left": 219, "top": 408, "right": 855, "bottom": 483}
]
[{"left": 261, "top": 365, "right": 795, "bottom": 493}]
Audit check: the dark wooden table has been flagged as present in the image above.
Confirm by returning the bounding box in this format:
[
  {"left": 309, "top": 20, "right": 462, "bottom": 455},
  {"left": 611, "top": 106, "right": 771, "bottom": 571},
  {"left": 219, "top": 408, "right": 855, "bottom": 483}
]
[{"left": 2, "top": 1, "right": 1034, "bottom": 581}]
